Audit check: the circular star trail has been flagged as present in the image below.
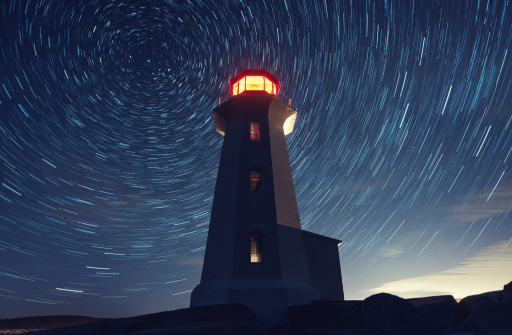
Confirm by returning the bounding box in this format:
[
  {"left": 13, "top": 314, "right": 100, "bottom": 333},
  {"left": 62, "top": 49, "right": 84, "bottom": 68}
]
[{"left": 1, "top": 0, "right": 511, "bottom": 318}]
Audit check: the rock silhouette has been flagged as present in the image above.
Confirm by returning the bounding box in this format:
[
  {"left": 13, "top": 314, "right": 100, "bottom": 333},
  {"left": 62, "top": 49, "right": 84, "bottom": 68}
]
[
  {"left": 456, "top": 287, "right": 512, "bottom": 335},
  {"left": 5, "top": 281, "right": 510, "bottom": 335},
  {"left": 361, "top": 293, "right": 443, "bottom": 335},
  {"left": 407, "top": 295, "right": 464, "bottom": 331}
]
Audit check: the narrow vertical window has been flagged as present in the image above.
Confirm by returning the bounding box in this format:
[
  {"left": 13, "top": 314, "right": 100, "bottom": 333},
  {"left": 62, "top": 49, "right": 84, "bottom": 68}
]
[
  {"left": 250, "top": 170, "right": 261, "bottom": 193},
  {"left": 250, "top": 233, "right": 263, "bottom": 263},
  {"left": 250, "top": 122, "right": 260, "bottom": 140}
]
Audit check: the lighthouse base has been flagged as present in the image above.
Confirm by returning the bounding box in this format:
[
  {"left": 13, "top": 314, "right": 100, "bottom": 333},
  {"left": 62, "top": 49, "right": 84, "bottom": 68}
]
[{"left": 191, "top": 280, "right": 319, "bottom": 327}]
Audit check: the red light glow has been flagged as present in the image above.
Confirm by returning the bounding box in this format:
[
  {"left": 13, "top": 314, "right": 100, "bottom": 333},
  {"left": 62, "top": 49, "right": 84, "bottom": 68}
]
[{"left": 230, "top": 70, "right": 279, "bottom": 96}]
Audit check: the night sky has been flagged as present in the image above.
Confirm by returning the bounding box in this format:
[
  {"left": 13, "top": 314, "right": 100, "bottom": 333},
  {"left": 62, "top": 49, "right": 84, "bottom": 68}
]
[{"left": 1, "top": 0, "right": 511, "bottom": 320}]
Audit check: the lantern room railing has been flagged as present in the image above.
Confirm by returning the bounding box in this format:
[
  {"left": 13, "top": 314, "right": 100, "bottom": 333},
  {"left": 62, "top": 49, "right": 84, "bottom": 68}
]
[{"left": 218, "top": 91, "right": 292, "bottom": 107}]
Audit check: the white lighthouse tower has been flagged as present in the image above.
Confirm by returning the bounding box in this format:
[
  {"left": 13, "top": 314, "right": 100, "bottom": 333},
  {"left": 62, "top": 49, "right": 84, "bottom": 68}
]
[{"left": 191, "top": 70, "right": 344, "bottom": 326}]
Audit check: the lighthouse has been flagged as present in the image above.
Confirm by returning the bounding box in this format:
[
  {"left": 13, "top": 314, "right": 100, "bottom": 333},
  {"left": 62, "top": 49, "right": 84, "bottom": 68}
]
[{"left": 191, "top": 70, "right": 344, "bottom": 326}]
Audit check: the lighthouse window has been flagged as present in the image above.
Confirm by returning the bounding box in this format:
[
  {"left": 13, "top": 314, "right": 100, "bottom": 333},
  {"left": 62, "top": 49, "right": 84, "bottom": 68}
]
[
  {"left": 250, "top": 233, "right": 263, "bottom": 263},
  {"left": 250, "top": 122, "right": 260, "bottom": 140},
  {"left": 232, "top": 81, "right": 240, "bottom": 95},
  {"left": 231, "top": 74, "right": 279, "bottom": 96},
  {"left": 250, "top": 170, "right": 261, "bottom": 192}
]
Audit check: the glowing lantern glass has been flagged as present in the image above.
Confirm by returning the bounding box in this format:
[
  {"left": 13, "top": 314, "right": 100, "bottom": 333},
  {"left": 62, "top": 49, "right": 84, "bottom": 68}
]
[{"left": 230, "top": 70, "right": 279, "bottom": 96}]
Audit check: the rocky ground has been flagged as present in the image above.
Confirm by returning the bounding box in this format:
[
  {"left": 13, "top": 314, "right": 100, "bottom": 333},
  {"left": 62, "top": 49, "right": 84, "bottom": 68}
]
[
  {"left": 2, "top": 281, "right": 510, "bottom": 335},
  {"left": 0, "top": 316, "right": 103, "bottom": 334}
]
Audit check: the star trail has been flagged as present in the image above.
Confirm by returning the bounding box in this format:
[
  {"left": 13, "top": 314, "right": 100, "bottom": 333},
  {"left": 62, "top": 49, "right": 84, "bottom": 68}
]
[{"left": 1, "top": 0, "right": 511, "bottom": 319}]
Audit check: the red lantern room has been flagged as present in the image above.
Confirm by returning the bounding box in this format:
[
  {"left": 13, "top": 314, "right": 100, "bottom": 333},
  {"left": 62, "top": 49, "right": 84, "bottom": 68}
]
[{"left": 230, "top": 69, "right": 279, "bottom": 96}]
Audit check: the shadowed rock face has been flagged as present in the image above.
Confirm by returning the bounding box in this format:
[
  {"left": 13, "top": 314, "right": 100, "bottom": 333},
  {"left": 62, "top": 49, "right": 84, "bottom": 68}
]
[
  {"left": 407, "top": 295, "right": 464, "bottom": 331},
  {"left": 504, "top": 281, "right": 512, "bottom": 303},
  {"left": 24, "top": 304, "right": 265, "bottom": 335},
  {"left": 456, "top": 299, "right": 512, "bottom": 335},
  {"left": 456, "top": 281, "right": 512, "bottom": 335},
  {"left": 361, "top": 293, "right": 443, "bottom": 335},
  {"left": 458, "top": 290, "right": 503, "bottom": 317},
  {"left": 287, "top": 302, "right": 365, "bottom": 330},
  {"left": 16, "top": 281, "right": 512, "bottom": 335}
]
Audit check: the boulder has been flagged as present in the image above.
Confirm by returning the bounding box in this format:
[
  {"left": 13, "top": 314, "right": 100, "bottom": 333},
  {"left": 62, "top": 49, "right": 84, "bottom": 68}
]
[
  {"left": 504, "top": 281, "right": 512, "bottom": 303},
  {"left": 458, "top": 290, "right": 503, "bottom": 317},
  {"left": 288, "top": 302, "right": 364, "bottom": 330},
  {"left": 361, "top": 293, "right": 443, "bottom": 335},
  {"left": 407, "top": 295, "right": 464, "bottom": 330},
  {"left": 456, "top": 298, "right": 512, "bottom": 335}
]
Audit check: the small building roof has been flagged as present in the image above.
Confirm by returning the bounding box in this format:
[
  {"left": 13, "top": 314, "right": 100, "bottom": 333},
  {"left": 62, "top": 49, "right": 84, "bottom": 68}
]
[{"left": 302, "top": 230, "right": 342, "bottom": 245}]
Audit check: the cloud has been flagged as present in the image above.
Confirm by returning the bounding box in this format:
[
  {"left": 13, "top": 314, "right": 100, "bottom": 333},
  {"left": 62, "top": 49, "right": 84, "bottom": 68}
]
[
  {"left": 379, "top": 239, "right": 410, "bottom": 258},
  {"left": 379, "top": 231, "right": 421, "bottom": 258},
  {"left": 380, "top": 246, "right": 405, "bottom": 258},
  {"left": 367, "top": 240, "right": 512, "bottom": 299},
  {"left": 445, "top": 183, "right": 512, "bottom": 223}
]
